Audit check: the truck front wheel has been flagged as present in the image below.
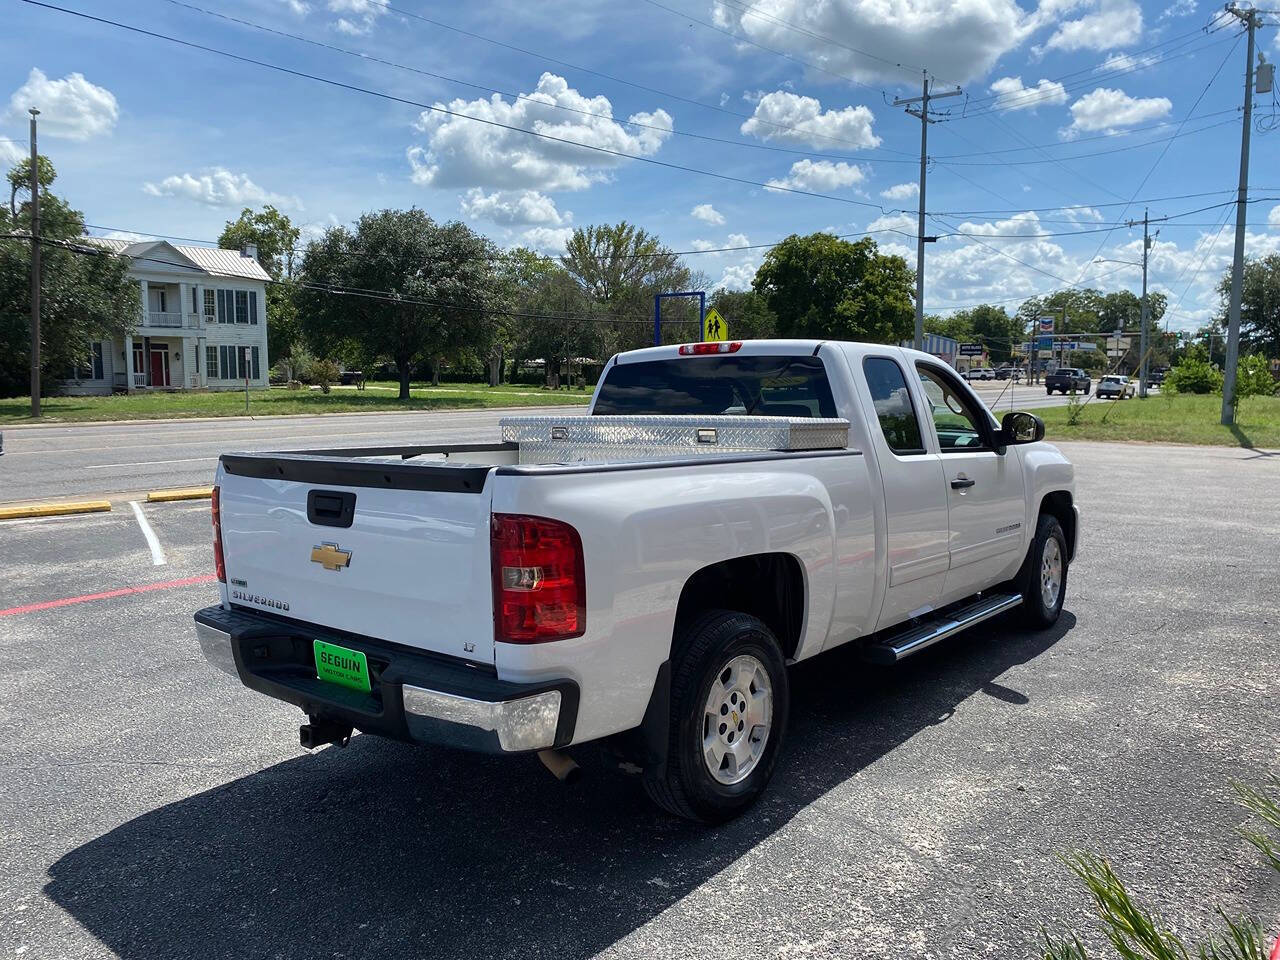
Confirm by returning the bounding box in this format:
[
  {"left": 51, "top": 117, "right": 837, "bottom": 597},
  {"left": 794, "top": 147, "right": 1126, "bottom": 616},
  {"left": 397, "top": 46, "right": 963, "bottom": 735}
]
[
  {"left": 1019, "top": 514, "right": 1068, "bottom": 628},
  {"left": 643, "top": 611, "right": 790, "bottom": 823}
]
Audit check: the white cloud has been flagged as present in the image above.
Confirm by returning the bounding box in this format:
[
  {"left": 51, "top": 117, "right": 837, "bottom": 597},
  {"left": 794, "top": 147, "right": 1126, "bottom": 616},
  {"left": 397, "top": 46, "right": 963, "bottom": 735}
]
[
  {"left": 408, "top": 73, "right": 673, "bottom": 192},
  {"left": 281, "top": 0, "right": 310, "bottom": 14},
  {"left": 740, "top": 91, "right": 880, "bottom": 149},
  {"left": 767, "top": 159, "right": 865, "bottom": 192},
  {"left": 880, "top": 182, "right": 919, "bottom": 201},
  {"left": 99, "top": 229, "right": 150, "bottom": 242},
  {"left": 142, "top": 168, "right": 303, "bottom": 210},
  {"left": 988, "top": 75, "right": 1068, "bottom": 111},
  {"left": 4, "top": 68, "right": 118, "bottom": 141},
  {"left": 691, "top": 203, "right": 726, "bottom": 225},
  {"left": 716, "top": 261, "right": 760, "bottom": 291},
  {"left": 0, "top": 140, "right": 24, "bottom": 166},
  {"left": 1062, "top": 87, "right": 1172, "bottom": 136},
  {"left": 1269, "top": 205, "right": 1280, "bottom": 227},
  {"left": 460, "top": 189, "right": 567, "bottom": 226},
  {"left": 1059, "top": 205, "right": 1105, "bottom": 222},
  {"left": 518, "top": 226, "right": 574, "bottom": 255},
  {"left": 1096, "top": 51, "right": 1159, "bottom": 72},
  {"left": 1161, "top": 0, "right": 1195, "bottom": 17},
  {"left": 328, "top": 0, "right": 382, "bottom": 34},
  {"left": 715, "top": 0, "right": 1036, "bottom": 85},
  {"left": 1045, "top": 0, "right": 1143, "bottom": 52}
]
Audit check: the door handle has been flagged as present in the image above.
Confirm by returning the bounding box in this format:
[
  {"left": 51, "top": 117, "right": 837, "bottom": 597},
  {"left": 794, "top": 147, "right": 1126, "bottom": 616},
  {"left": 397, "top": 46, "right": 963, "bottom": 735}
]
[{"left": 950, "top": 477, "right": 976, "bottom": 489}]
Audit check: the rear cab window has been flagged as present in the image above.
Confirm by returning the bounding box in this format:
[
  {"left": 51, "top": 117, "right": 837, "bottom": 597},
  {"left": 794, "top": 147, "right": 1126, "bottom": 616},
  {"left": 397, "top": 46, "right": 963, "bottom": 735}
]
[
  {"left": 592, "top": 355, "right": 837, "bottom": 418},
  {"left": 862, "top": 357, "right": 925, "bottom": 456}
]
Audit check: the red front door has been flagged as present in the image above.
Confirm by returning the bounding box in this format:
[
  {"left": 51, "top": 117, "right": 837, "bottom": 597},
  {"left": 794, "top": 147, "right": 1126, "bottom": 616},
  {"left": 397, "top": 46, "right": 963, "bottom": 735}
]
[{"left": 149, "top": 349, "right": 169, "bottom": 387}]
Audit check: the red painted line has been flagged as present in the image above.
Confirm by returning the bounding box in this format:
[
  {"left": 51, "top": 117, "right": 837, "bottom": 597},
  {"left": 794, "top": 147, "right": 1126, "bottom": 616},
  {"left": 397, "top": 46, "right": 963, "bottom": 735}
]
[{"left": 0, "top": 574, "right": 217, "bottom": 618}]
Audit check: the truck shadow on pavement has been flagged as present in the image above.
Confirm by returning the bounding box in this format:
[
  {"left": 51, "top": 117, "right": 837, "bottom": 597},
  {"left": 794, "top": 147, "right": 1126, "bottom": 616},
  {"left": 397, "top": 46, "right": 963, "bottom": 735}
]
[{"left": 46, "top": 612, "right": 1073, "bottom": 960}]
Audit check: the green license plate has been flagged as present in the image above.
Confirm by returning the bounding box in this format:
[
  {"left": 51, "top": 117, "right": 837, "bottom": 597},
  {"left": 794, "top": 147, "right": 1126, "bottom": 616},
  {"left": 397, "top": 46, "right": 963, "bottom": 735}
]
[{"left": 313, "top": 639, "right": 371, "bottom": 693}]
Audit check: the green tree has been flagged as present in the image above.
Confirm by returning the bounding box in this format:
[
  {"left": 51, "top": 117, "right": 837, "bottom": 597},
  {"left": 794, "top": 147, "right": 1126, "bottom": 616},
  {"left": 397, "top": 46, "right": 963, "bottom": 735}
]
[
  {"left": 0, "top": 156, "right": 139, "bottom": 399},
  {"left": 561, "top": 222, "right": 689, "bottom": 353},
  {"left": 218, "top": 206, "right": 302, "bottom": 364},
  {"left": 1219, "top": 253, "right": 1280, "bottom": 357},
  {"left": 925, "top": 312, "right": 974, "bottom": 343},
  {"left": 500, "top": 247, "right": 602, "bottom": 387},
  {"left": 708, "top": 288, "right": 776, "bottom": 340},
  {"left": 948, "top": 304, "right": 1021, "bottom": 364},
  {"left": 296, "top": 209, "right": 500, "bottom": 399},
  {"left": 752, "top": 233, "right": 913, "bottom": 342}
]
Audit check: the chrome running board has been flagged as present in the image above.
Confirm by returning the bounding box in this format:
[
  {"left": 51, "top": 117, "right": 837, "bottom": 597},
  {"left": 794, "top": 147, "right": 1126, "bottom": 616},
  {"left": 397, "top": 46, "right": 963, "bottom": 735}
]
[{"left": 863, "top": 592, "right": 1023, "bottom": 665}]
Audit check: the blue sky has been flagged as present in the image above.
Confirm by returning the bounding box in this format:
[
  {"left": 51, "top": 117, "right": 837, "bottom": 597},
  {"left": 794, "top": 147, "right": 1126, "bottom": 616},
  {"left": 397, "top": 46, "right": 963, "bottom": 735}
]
[{"left": 3, "top": 0, "right": 1278, "bottom": 331}]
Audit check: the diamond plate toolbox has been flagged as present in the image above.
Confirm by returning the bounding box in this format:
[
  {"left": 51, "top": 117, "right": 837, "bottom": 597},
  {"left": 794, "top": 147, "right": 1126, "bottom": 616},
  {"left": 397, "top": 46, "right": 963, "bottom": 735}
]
[{"left": 500, "top": 415, "right": 851, "bottom": 464}]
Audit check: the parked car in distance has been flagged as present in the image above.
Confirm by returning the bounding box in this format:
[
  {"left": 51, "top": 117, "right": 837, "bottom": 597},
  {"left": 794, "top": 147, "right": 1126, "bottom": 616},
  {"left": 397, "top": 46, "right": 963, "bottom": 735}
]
[
  {"left": 1096, "top": 375, "right": 1135, "bottom": 399},
  {"left": 1148, "top": 369, "right": 1166, "bottom": 386},
  {"left": 964, "top": 367, "right": 995, "bottom": 381},
  {"left": 994, "top": 367, "right": 1013, "bottom": 380},
  {"left": 1044, "top": 368, "right": 1091, "bottom": 395},
  {"left": 195, "top": 339, "right": 1078, "bottom": 823}
]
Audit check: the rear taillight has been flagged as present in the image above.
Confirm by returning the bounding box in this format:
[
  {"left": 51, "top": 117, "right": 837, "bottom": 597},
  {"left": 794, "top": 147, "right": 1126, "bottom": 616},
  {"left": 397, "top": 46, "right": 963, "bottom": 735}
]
[
  {"left": 678, "top": 341, "right": 742, "bottom": 355},
  {"left": 491, "top": 514, "right": 585, "bottom": 643},
  {"left": 211, "top": 485, "right": 226, "bottom": 583}
]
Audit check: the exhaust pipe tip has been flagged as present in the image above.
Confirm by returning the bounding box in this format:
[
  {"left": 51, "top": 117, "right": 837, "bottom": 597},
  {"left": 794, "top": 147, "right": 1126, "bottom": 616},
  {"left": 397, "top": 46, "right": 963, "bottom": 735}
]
[{"left": 537, "top": 749, "right": 580, "bottom": 784}]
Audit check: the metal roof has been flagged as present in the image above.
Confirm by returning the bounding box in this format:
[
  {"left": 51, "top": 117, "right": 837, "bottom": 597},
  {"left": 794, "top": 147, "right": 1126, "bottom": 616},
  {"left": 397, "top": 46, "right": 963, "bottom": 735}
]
[{"left": 83, "top": 237, "right": 272, "bottom": 282}]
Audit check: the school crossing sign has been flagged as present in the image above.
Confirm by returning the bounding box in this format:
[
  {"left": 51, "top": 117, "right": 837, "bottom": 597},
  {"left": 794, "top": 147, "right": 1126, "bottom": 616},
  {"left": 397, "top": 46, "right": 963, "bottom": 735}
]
[{"left": 703, "top": 307, "right": 729, "bottom": 342}]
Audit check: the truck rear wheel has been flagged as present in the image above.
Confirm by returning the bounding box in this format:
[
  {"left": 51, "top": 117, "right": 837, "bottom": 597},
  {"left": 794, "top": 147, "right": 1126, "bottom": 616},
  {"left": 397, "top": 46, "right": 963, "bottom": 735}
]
[
  {"left": 643, "top": 610, "right": 789, "bottom": 823},
  {"left": 1019, "top": 514, "right": 1068, "bottom": 628}
]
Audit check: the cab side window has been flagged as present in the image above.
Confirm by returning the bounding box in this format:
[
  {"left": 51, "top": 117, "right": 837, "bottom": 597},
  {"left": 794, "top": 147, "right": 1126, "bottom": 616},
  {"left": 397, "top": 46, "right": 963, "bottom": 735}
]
[
  {"left": 916, "top": 364, "right": 988, "bottom": 452},
  {"left": 862, "top": 357, "right": 925, "bottom": 455}
]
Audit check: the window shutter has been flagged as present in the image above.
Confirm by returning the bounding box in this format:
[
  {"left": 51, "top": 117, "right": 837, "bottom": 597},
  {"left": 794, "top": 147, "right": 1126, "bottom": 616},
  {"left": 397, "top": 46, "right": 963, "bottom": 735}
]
[
  {"left": 216, "top": 289, "right": 226, "bottom": 323},
  {"left": 249, "top": 291, "right": 258, "bottom": 325},
  {"left": 252, "top": 346, "right": 260, "bottom": 380}
]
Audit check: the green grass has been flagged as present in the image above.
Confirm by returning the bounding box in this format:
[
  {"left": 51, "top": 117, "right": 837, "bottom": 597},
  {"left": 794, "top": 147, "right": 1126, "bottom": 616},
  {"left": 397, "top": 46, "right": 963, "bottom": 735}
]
[
  {"left": 0, "top": 382, "right": 590, "bottom": 424},
  {"left": 1037, "top": 391, "right": 1280, "bottom": 448}
]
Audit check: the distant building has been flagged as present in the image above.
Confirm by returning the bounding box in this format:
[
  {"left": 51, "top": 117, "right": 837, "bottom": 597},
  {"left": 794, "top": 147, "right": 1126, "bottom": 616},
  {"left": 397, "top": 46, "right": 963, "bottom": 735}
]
[
  {"left": 59, "top": 239, "right": 271, "bottom": 395},
  {"left": 901, "top": 333, "right": 959, "bottom": 367}
]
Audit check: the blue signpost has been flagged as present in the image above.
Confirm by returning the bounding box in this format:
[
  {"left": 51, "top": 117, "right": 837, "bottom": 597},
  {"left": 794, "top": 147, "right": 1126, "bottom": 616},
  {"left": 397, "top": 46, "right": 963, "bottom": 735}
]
[{"left": 653, "top": 291, "right": 706, "bottom": 346}]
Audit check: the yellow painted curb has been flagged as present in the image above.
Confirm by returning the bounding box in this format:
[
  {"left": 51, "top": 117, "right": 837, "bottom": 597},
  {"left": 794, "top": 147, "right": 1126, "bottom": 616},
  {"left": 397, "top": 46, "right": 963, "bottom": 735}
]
[
  {"left": 146, "top": 487, "right": 214, "bottom": 503},
  {"left": 0, "top": 500, "right": 112, "bottom": 520}
]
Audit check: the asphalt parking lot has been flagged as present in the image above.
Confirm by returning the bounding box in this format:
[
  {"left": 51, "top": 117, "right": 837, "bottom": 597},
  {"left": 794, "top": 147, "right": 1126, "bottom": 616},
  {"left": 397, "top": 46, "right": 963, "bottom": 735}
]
[{"left": 2, "top": 440, "right": 1276, "bottom": 960}]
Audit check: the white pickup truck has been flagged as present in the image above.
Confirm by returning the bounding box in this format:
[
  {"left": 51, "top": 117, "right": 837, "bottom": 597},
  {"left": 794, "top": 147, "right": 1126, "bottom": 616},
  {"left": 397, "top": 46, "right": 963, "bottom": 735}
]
[{"left": 194, "top": 339, "right": 1077, "bottom": 822}]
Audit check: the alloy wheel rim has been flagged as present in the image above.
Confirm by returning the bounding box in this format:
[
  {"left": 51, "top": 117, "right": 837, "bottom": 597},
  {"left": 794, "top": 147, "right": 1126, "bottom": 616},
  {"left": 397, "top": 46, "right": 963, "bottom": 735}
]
[
  {"left": 1041, "top": 537, "right": 1063, "bottom": 609},
  {"left": 702, "top": 654, "right": 773, "bottom": 785}
]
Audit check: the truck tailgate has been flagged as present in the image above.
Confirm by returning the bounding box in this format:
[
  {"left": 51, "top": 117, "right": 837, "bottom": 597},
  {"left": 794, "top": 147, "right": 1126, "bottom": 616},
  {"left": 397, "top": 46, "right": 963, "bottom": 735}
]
[{"left": 216, "top": 462, "right": 496, "bottom": 665}]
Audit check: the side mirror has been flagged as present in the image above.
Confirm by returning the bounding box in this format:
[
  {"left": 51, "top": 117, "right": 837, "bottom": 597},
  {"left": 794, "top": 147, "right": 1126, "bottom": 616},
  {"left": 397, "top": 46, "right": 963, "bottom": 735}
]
[{"left": 997, "top": 411, "right": 1045, "bottom": 448}]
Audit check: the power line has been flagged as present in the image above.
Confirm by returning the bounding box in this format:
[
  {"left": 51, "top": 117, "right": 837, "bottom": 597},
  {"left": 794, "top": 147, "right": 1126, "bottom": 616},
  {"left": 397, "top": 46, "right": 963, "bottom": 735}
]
[
  {"left": 22, "top": 1, "right": 890, "bottom": 210},
  {"left": 924, "top": 189, "right": 1240, "bottom": 218},
  {"left": 935, "top": 116, "right": 1240, "bottom": 166},
  {"left": 162, "top": 0, "right": 917, "bottom": 168},
  {"left": 255, "top": 0, "right": 904, "bottom": 153},
  {"left": 931, "top": 108, "right": 1240, "bottom": 158}
]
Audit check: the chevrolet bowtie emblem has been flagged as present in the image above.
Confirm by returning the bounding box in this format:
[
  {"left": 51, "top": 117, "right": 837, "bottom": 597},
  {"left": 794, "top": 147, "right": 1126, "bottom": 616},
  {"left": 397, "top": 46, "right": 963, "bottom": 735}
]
[{"left": 310, "top": 542, "right": 352, "bottom": 572}]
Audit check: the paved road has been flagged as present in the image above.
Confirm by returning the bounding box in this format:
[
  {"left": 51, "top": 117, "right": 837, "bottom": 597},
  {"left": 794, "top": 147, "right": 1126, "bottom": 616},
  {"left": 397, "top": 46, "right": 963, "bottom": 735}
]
[
  {"left": 0, "top": 383, "right": 1078, "bottom": 504},
  {"left": 2, "top": 441, "right": 1276, "bottom": 959}
]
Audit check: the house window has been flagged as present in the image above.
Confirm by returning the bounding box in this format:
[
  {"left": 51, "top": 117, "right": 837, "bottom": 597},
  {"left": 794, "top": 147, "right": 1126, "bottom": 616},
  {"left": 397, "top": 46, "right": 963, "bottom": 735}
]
[
  {"left": 235, "top": 290, "right": 249, "bottom": 324},
  {"left": 206, "top": 346, "right": 218, "bottom": 378},
  {"left": 67, "top": 342, "right": 104, "bottom": 380},
  {"left": 204, "top": 288, "right": 216, "bottom": 319},
  {"left": 220, "top": 345, "right": 247, "bottom": 380}
]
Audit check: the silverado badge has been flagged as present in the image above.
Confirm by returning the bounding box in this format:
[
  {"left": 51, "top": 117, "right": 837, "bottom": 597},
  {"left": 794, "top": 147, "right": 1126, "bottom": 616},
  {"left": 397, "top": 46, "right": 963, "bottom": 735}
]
[{"left": 311, "top": 542, "right": 352, "bottom": 572}]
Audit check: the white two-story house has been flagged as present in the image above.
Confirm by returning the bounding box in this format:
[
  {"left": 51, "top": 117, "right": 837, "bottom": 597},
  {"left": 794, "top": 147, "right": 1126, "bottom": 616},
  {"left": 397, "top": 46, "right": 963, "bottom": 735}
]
[{"left": 61, "top": 238, "right": 271, "bottom": 395}]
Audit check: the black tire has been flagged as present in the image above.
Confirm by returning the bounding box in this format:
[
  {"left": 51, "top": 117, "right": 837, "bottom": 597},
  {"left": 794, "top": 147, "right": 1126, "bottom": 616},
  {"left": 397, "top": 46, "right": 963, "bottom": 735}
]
[
  {"left": 1084, "top": 383, "right": 1091, "bottom": 395},
  {"left": 643, "top": 610, "right": 790, "bottom": 823},
  {"left": 1046, "top": 388, "right": 1053, "bottom": 396},
  {"left": 1017, "top": 514, "right": 1069, "bottom": 629}
]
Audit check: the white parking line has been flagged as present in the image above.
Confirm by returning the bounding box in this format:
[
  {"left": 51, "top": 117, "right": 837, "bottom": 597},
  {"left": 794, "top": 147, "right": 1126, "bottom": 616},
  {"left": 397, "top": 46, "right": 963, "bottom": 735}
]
[
  {"left": 86, "top": 457, "right": 217, "bottom": 470},
  {"left": 128, "top": 501, "right": 167, "bottom": 566}
]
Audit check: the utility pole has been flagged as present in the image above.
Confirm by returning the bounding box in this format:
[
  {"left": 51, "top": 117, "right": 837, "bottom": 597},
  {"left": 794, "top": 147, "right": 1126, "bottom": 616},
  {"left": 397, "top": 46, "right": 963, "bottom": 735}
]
[
  {"left": 1125, "top": 208, "right": 1158, "bottom": 398},
  {"left": 894, "top": 71, "right": 962, "bottom": 350},
  {"left": 28, "top": 107, "right": 41, "bottom": 418},
  {"left": 1220, "top": 1, "right": 1260, "bottom": 424}
]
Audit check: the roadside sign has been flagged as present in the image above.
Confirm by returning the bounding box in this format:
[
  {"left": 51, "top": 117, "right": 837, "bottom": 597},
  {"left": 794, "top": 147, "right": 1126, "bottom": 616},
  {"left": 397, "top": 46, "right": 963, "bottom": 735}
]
[
  {"left": 958, "top": 343, "right": 984, "bottom": 357},
  {"left": 703, "top": 307, "right": 728, "bottom": 342},
  {"left": 1038, "top": 336, "right": 1053, "bottom": 349},
  {"left": 1038, "top": 315, "right": 1055, "bottom": 333}
]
